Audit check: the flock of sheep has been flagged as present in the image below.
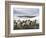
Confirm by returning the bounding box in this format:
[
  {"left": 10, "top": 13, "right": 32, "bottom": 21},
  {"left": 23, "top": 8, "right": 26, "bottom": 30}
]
[{"left": 13, "top": 19, "right": 37, "bottom": 30}]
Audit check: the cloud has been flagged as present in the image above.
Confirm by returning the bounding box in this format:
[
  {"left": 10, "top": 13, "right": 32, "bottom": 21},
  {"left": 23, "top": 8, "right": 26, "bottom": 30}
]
[{"left": 13, "top": 8, "right": 39, "bottom": 16}]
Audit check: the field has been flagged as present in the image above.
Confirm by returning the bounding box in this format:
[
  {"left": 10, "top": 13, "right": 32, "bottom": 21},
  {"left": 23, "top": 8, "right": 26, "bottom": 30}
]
[{"left": 13, "top": 19, "right": 39, "bottom": 30}]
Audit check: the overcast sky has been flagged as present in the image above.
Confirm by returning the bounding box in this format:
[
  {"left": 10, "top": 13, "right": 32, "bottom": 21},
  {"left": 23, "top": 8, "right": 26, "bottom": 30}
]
[{"left": 13, "top": 8, "right": 39, "bottom": 17}]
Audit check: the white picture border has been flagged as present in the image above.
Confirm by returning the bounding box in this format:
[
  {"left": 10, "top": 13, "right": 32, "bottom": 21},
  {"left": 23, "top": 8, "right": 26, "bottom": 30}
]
[{"left": 10, "top": 5, "right": 42, "bottom": 33}]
